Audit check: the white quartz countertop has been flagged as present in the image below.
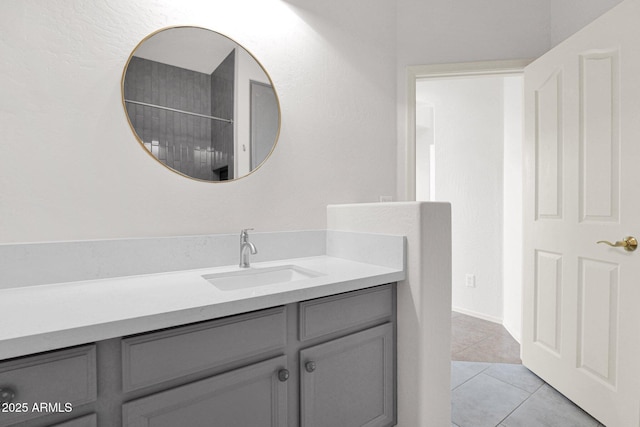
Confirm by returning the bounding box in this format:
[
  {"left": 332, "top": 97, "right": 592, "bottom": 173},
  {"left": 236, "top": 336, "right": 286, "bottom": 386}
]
[{"left": 0, "top": 256, "right": 404, "bottom": 360}]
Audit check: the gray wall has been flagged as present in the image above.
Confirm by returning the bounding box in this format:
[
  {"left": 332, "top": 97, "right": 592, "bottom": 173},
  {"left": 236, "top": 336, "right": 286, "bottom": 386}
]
[
  {"left": 124, "top": 56, "right": 236, "bottom": 181},
  {"left": 211, "top": 50, "right": 235, "bottom": 180}
]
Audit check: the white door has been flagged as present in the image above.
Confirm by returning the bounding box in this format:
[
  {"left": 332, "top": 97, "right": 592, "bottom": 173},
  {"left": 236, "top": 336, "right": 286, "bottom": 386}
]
[{"left": 522, "top": 0, "right": 640, "bottom": 426}]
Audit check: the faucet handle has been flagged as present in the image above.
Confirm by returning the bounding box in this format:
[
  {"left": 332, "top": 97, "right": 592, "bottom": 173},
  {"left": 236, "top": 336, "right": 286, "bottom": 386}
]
[{"left": 240, "top": 228, "right": 254, "bottom": 239}]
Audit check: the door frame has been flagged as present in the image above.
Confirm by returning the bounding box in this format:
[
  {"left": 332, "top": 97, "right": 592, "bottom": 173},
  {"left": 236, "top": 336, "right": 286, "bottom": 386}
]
[
  {"left": 405, "top": 59, "right": 532, "bottom": 201},
  {"left": 405, "top": 59, "right": 532, "bottom": 340}
]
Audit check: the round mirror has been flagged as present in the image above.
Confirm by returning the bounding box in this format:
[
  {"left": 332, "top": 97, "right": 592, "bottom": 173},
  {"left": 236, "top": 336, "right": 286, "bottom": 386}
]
[{"left": 122, "top": 26, "right": 280, "bottom": 182}]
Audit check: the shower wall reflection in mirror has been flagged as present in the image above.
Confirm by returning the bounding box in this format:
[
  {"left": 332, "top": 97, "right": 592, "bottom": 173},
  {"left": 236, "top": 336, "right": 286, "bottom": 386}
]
[{"left": 122, "top": 27, "right": 280, "bottom": 182}]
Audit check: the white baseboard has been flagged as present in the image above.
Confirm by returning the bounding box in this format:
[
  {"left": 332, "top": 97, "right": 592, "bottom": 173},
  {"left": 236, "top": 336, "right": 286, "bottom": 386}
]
[
  {"left": 502, "top": 321, "right": 522, "bottom": 345},
  {"left": 453, "top": 306, "right": 522, "bottom": 345},
  {"left": 452, "top": 306, "right": 502, "bottom": 324}
]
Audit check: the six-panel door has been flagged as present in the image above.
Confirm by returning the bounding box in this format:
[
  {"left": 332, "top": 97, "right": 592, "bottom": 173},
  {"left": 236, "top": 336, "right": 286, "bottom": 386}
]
[{"left": 522, "top": 0, "right": 640, "bottom": 425}]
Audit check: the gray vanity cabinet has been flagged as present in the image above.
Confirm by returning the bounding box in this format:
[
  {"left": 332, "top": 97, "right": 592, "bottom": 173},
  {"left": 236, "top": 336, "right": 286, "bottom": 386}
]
[
  {"left": 122, "top": 356, "right": 288, "bottom": 427},
  {"left": 0, "top": 283, "right": 396, "bottom": 427},
  {"left": 119, "top": 283, "right": 396, "bottom": 427},
  {"left": 120, "top": 307, "right": 287, "bottom": 393},
  {"left": 51, "top": 414, "right": 98, "bottom": 427},
  {"left": 121, "top": 307, "right": 288, "bottom": 427},
  {"left": 300, "top": 324, "right": 395, "bottom": 427},
  {"left": 0, "top": 345, "right": 97, "bottom": 427},
  {"left": 298, "top": 285, "right": 396, "bottom": 427}
]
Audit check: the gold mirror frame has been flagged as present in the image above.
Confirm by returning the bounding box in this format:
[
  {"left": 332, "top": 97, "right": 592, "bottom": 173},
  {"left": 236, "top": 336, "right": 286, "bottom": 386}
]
[{"left": 121, "top": 26, "right": 281, "bottom": 182}]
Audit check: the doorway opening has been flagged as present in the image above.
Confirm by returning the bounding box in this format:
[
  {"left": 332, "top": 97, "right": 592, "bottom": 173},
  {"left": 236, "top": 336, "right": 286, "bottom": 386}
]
[{"left": 409, "top": 61, "right": 527, "bottom": 342}]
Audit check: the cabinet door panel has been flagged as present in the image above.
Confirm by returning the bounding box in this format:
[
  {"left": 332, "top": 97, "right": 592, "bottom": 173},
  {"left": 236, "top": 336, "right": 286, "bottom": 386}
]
[
  {"left": 300, "top": 323, "right": 395, "bottom": 427},
  {"left": 123, "top": 356, "right": 288, "bottom": 427}
]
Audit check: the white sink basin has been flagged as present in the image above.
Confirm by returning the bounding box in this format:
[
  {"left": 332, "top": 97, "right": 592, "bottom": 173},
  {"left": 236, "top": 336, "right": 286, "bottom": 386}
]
[{"left": 202, "top": 265, "right": 323, "bottom": 291}]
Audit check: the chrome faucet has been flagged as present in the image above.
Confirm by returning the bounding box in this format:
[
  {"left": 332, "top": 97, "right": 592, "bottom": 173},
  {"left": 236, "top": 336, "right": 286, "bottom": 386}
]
[{"left": 239, "top": 229, "right": 258, "bottom": 268}]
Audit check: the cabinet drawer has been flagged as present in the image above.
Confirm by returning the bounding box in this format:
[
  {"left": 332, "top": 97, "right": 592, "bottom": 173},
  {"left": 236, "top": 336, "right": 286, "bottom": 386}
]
[
  {"left": 122, "top": 306, "right": 286, "bottom": 392},
  {"left": 299, "top": 284, "right": 393, "bottom": 341},
  {"left": 52, "top": 414, "right": 97, "bottom": 427},
  {"left": 0, "top": 345, "right": 97, "bottom": 427},
  {"left": 123, "top": 356, "right": 288, "bottom": 427}
]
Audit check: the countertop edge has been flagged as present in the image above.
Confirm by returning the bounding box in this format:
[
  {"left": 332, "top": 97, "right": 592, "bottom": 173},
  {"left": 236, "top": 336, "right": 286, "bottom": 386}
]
[{"left": 0, "top": 265, "right": 403, "bottom": 360}]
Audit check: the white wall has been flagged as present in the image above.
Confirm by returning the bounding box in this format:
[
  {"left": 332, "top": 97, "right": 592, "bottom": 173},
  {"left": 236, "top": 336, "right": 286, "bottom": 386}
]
[
  {"left": 503, "top": 76, "right": 524, "bottom": 341},
  {"left": 2, "top": 0, "right": 626, "bottom": 335},
  {"left": 395, "top": 0, "right": 550, "bottom": 201},
  {"left": 417, "top": 77, "right": 506, "bottom": 321},
  {"left": 398, "top": 0, "right": 623, "bottom": 331},
  {"left": 0, "top": 0, "right": 397, "bottom": 243},
  {"left": 328, "top": 202, "right": 452, "bottom": 427},
  {"left": 415, "top": 103, "right": 434, "bottom": 201},
  {"left": 396, "top": 0, "right": 625, "bottom": 201},
  {"left": 549, "top": 0, "right": 625, "bottom": 46},
  {"left": 417, "top": 76, "right": 524, "bottom": 332},
  {"left": 396, "top": 0, "right": 550, "bottom": 68}
]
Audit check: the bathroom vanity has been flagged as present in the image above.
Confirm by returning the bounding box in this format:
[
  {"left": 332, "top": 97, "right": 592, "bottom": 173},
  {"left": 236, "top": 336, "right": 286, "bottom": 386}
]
[
  {"left": 0, "top": 282, "right": 396, "bottom": 427},
  {"left": 0, "top": 233, "right": 404, "bottom": 427}
]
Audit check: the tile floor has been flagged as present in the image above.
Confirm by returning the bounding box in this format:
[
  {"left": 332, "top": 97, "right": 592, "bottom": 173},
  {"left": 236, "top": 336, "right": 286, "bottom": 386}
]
[
  {"left": 451, "top": 311, "right": 521, "bottom": 364},
  {"left": 451, "top": 312, "right": 605, "bottom": 427}
]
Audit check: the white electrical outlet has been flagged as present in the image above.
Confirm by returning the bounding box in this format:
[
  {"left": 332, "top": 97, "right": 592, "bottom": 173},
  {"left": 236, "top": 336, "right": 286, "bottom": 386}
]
[{"left": 465, "top": 274, "right": 476, "bottom": 288}]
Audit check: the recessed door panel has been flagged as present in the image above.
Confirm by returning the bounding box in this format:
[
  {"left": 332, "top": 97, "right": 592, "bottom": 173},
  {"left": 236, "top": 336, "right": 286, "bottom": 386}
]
[
  {"left": 534, "top": 250, "right": 563, "bottom": 354},
  {"left": 579, "top": 50, "right": 620, "bottom": 222},
  {"left": 577, "top": 258, "right": 618, "bottom": 387},
  {"left": 535, "top": 70, "right": 563, "bottom": 220}
]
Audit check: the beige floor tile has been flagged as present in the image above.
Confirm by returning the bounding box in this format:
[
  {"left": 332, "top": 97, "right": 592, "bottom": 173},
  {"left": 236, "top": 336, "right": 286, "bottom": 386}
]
[{"left": 451, "top": 312, "right": 521, "bottom": 364}]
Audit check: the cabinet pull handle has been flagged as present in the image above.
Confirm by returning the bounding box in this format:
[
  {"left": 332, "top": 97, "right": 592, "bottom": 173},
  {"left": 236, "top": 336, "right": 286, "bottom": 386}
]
[
  {"left": 305, "top": 361, "right": 316, "bottom": 373},
  {"left": 0, "top": 387, "right": 16, "bottom": 404},
  {"left": 277, "top": 369, "right": 290, "bottom": 382}
]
